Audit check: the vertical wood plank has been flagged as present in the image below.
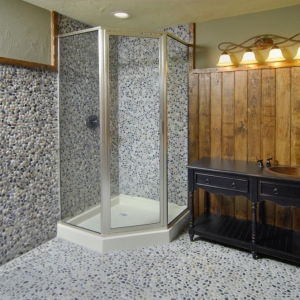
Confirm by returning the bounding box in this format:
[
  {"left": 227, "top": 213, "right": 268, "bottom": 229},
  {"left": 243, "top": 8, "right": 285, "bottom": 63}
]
[
  {"left": 188, "top": 73, "right": 199, "bottom": 217},
  {"left": 188, "top": 73, "right": 199, "bottom": 164},
  {"left": 221, "top": 72, "right": 235, "bottom": 216},
  {"left": 247, "top": 70, "right": 262, "bottom": 162},
  {"left": 199, "top": 73, "right": 211, "bottom": 159},
  {"left": 234, "top": 70, "right": 248, "bottom": 219},
  {"left": 188, "top": 23, "right": 195, "bottom": 72},
  {"left": 191, "top": 66, "right": 300, "bottom": 230},
  {"left": 291, "top": 67, "right": 300, "bottom": 230},
  {"left": 210, "top": 72, "right": 222, "bottom": 214},
  {"left": 51, "top": 11, "right": 58, "bottom": 70},
  {"left": 276, "top": 68, "right": 292, "bottom": 229},
  {"left": 261, "top": 69, "right": 276, "bottom": 226},
  {"left": 198, "top": 73, "right": 211, "bottom": 216},
  {"left": 247, "top": 69, "right": 262, "bottom": 220}
]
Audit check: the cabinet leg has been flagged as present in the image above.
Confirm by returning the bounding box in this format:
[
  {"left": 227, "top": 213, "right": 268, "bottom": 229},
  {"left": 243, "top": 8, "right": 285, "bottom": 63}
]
[
  {"left": 204, "top": 191, "right": 209, "bottom": 213},
  {"left": 189, "top": 191, "right": 194, "bottom": 242},
  {"left": 252, "top": 250, "right": 259, "bottom": 259},
  {"left": 251, "top": 202, "right": 258, "bottom": 259},
  {"left": 251, "top": 202, "right": 257, "bottom": 244},
  {"left": 189, "top": 229, "right": 194, "bottom": 242}
]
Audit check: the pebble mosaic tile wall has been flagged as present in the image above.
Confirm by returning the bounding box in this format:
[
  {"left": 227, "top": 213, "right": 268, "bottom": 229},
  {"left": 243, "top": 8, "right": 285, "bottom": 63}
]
[
  {"left": 60, "top": 24, "right": 190, "bottom": 218},
  {"left": 162, "top": 24, "right": 190, "bottom": 43},
  {"left": 59, "top": 31, "right": 101, "bottom": 219},
  {"left": 114, "top": 35, "right": 161, "bottom": 200},
  {"left": 167, "top": 36, "right": 189, "bottom": 207},
  {"left": 112, "top": 25, "right": 190, "bottom": 206},
  {"left": 1, "top": 66, "right": 58, "bottom": 266},
  {"left": 109, "top": 36, "right": 120, "bottom": 197},
  {"left": 1, "top": 17, "right": 190, "bottom": 266},
  {"left": 57, "top": 14, "right": 91, "bottom": 35},
  {"left": 0, "top": 14, "right": 90, "bottom": 266}
]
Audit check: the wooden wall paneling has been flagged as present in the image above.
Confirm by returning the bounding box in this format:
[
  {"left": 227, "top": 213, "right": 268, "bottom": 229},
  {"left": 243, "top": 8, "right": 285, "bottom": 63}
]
[
  {"left": 188, "top": 23, "right": 195, "bottom": 72},
  {"left": 261, "top": 69, "right": 276, "bottom": 226},
  {"left": 188, "top": 73, "right": 200, "bottom": 217},
  {"left": 199, "top": 73, "right": 211, "bottom": 159},
  {"left": 198, "top": 73, "right": 211, "bottom": 215},
  {"left": 247, "top": 70, "right": 262, "bottom": 162},
  {"left": 247, "top": 69, "right": 262, "bottom": 220},
  {"left": 191, "top": 66, "right": 300, "bottom": 229},
  {"left": 188, "top": 73, "right": 199, "bottom": 163},
  {"left": 210, "top": 72, "right": 222, "bottom": 214},
  {"left": 275, "top": 68, "right": 292, "bottom": 229},
  {"left": 51, "top": 11, "right": 58, "bottom": 70},
  {"left": 221, "top": 72, "right": 235, "bottom": 216},
  {"left": 234, "top": 71, "right": 248, "bottom": 219},
  {"left": 291, "top": 67, "right": 300, "bottom": 230}
]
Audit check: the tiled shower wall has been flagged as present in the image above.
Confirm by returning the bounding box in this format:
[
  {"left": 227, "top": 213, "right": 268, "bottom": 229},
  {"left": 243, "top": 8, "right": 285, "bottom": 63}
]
[
  {"left": 0, "top": 15, "right": 90, "bottom": 266},
  {"left": 1, "top": 66, "right": 58, "bottom": 265},
  {"left": 60, "top": 25, "right": 190, "bottom": 218},
  {"left": 1, "top": 14, "right": 189, "bottom": 264},
  {"left": 59, "top": 31, "right": 101, "bottom": 219},
  {"left": 114, "top": 28, "right": 189, "bottom": 205},
  {"left": 113, "top": 35, "right": 161, "bottom": 200},
  {"left": 167, "top": 36, "right": 189, "bottom": 207}
]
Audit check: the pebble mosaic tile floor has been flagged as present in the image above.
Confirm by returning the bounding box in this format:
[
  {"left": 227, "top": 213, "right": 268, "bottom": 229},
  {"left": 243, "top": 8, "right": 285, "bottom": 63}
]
[{"left": 1, "top": 230, "right": 300, "bottom": 300}]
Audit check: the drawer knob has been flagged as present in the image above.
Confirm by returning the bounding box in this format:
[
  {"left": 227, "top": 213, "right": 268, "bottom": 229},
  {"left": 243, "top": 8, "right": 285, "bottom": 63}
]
[
  {"left": 273, "top": 188, "right": 279, "bottom": 195},
  {"left": 231, "top": 182, "right": 236, "bottom": 188},
  {"left": 205, "top": 179, "right": 210, "bottom": 184}
]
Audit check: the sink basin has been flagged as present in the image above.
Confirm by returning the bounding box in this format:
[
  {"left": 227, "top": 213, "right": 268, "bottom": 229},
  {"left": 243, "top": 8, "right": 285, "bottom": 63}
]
[{"left": 267, "top": 166, "right": 300, "bottom": 178}]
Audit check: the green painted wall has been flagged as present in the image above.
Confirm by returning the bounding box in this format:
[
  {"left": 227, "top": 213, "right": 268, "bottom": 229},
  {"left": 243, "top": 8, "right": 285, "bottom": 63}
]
[
  {"left": 195, "top": 5, "right": 300, "bottom": 69},
  {"left": 0, "top": 0, "right": 51, "bottom": 65}
]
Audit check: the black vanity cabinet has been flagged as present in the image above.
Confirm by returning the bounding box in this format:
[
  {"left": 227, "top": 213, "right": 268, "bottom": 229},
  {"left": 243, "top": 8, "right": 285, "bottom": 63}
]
[{"left": 188, "top": 157, "right": 300, "bottom": 264}]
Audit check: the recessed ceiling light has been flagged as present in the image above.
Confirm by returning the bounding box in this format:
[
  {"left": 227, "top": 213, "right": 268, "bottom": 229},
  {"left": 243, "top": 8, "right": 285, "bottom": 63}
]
[{"left": 111, "top": 11, "right": 130, "bottom": 19}]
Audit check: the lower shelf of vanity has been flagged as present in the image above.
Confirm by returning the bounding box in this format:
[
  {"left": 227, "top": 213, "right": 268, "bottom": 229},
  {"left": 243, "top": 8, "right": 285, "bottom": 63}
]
[{"left": 190, "top": 213, "right": 300, "bottom": 264}]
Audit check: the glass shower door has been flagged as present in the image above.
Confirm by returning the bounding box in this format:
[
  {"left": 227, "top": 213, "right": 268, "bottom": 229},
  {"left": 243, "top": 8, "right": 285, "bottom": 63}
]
[
  {"left": 167, "top": 36, "right": 189, "bottom": 224},
  {"left": 59, "top": 29, "right": 101, "bottom": 233},
  {"left": 108, "top": 33, "right": 162, "bottom": 230}
]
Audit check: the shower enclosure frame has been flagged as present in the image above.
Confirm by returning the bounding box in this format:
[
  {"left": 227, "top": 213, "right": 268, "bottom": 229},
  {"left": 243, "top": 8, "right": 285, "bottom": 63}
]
[{"left": 58, "top": 26, "right": 190, "bottom": 237}]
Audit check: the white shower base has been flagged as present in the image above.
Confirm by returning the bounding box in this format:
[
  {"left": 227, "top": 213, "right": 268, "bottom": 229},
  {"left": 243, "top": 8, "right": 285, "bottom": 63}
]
[{"left": 57, "top": 194, "right": 189, "bottom": 253}]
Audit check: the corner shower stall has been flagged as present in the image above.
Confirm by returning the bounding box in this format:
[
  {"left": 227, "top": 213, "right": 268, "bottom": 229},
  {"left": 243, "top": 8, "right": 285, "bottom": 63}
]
[{"left": 57, "top": 27, "right": 190, "bottom": 252}]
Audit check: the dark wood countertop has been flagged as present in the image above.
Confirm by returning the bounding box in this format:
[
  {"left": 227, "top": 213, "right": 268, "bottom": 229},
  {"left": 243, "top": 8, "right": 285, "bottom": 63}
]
[{"left": 187, "top": 157, "right": 300, "bottom": 183}]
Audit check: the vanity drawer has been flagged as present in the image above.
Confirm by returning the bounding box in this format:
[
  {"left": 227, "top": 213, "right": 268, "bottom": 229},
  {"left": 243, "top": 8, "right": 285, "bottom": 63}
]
[
  {"left": 195, "top": 173, "right": 248, "bottom": 193},
  {"left": 259, "top": 181, "right": 300, "bottom": 200}
]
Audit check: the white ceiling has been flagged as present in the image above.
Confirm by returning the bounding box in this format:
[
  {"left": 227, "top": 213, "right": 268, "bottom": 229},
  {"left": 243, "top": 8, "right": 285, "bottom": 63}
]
[{"left": 24, "top": 0, "right": 300, "bottom": 29}]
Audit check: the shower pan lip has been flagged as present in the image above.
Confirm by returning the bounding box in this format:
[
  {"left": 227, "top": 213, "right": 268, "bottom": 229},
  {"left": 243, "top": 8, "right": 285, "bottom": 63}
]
[
  {"left": 62, "top": 194, "right": 188, "bottom": 233},
  {"left": 57, "top": 210, "right": 189, "bottom": 253}
]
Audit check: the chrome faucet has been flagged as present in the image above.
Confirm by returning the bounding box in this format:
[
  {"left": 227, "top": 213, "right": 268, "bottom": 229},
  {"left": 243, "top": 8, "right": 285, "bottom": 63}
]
[
  {"left": 257, "top": 159, "right": 264, "bottom": 168},
  {"left": 266, "top": 158, "right": 273, "bottom": 167}
]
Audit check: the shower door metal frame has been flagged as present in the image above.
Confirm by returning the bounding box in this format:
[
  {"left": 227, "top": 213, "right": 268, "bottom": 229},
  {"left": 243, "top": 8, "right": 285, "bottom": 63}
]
[
  {"left": 57, "top": 27, "right": 102, "bottom": 223},
  {"left": 100, "top": 28, "right": 168, "bottom": 235},
  {"left": 58, "top": 27, "right": 190, "bottom": 235}
]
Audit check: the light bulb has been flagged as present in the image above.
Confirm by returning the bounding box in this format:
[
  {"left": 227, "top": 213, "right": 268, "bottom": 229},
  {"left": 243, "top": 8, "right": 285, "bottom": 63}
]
[
  {"left": 294, "top": 47, "right": 300, "bottom": 60},
  {"left": 240, "top": 49, "right": 258, "bottom": 65},
  {"left": 216, "top": 51, "right": 233, "bottom": 66},
  {"left": 266, "top": 46, "right": 285, "bottom": 62}
]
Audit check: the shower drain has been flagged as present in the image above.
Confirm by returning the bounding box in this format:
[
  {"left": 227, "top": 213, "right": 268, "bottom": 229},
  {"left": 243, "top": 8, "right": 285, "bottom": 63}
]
[{"left": 119, "top": 212, "right": 129, "bottom": 217}]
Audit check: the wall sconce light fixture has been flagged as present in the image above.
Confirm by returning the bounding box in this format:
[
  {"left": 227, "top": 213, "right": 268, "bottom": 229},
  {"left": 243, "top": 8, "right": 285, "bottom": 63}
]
[
  {"left": 239, "top": 49, "right": 258, "bottom": 65},
  {"left": 293, "top": 47, "right": 300, "bottom": 60},
  {"left": 217, "top": 33, "right": 300, "bottom": 66},
  {"left": 216, "top": 51, "right": 233, "bottom": 66}
]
